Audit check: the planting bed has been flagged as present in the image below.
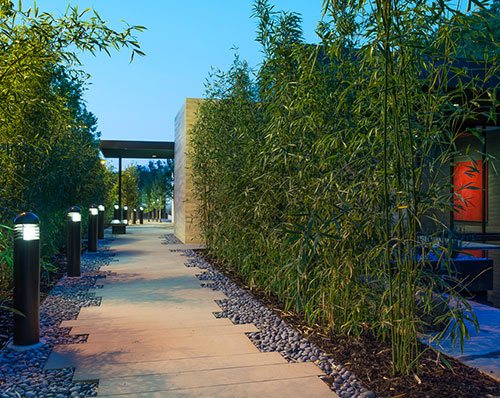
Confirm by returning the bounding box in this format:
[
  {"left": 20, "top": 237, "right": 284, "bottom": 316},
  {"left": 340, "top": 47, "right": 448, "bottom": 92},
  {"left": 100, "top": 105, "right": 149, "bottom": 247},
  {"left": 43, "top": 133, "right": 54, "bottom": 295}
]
[
  {"left": 0, "top": 243, "right": 89, "bottom": 350},
  {"left": 178, "top": 248, "right": 374, "bottom": 398},
  {"left": 0, "top": 243, "right": 113, "bottom": 397},
  {"left": 194, "top": 248, "right": 500, "bottom": 398}
]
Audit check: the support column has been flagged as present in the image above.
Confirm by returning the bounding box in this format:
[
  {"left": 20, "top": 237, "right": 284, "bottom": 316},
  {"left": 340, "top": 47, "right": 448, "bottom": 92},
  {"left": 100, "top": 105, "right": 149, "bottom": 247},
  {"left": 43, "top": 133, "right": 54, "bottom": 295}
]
[
  {"left": 112, "top": 157, "right": 126, "bottom": 234},
  {"left": 482, "top": 126, "right": 487, "bottom": 235},
  {"left": 171, "top": 197, "right": 175, "bottom": 223},
  {"left": 450, "top": 153, "right": 455, "bottom": 234},
  {"left": 118, "top": 157, "right": 122, "bottom": 213}
]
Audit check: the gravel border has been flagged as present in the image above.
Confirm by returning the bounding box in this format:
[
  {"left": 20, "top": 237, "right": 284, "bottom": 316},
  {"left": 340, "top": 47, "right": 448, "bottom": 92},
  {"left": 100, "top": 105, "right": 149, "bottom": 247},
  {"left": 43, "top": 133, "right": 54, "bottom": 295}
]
[
  {"left": 0, "top": 240, "right": 114, "bottom": 398},
  {"left": 174, "top": 246, "right": 376, "bottom": 398},
  {"left": 160, "top": 234, "right": 181, "bottom": 245},
  {"left": 0, "top": 232, "right": 375, "bottom": 397}
]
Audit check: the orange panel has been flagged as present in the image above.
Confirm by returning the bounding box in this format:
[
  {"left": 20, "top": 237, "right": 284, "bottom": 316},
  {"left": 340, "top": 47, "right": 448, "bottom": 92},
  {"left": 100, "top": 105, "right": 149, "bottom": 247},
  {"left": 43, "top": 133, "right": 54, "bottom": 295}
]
[
  {"left": 462, "top": 250, "right": 483, "bottom": 258},
  {"left": 453, "top": 161, "right": 487, "bottom": 222}
]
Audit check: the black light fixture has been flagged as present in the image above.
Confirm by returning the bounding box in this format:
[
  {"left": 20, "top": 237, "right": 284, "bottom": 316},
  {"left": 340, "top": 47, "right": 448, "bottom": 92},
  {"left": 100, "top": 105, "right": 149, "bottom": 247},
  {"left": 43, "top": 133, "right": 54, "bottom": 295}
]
[
  {"left": 13, "top": 212, "right": 40, "bottom": 347},
  {"left": 67, "top": 206, "right": 81, "bottom": 277}
]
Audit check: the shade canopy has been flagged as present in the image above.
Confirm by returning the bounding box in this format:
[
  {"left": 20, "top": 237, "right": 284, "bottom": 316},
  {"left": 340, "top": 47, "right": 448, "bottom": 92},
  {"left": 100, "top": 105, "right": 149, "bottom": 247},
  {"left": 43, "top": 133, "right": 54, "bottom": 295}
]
[{"left": 100, "top": 140, "right": 175, "bottom": 159}]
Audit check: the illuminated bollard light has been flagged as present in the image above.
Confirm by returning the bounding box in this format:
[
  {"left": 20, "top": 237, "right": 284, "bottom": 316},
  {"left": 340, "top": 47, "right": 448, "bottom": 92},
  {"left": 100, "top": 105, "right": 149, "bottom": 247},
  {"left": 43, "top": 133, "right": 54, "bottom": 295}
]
[
  {"left": 88, "top": 205, "right": 98, "bottom": 252},
  {"left": 132, "top": 208, "right": 137, "bottom": 224},
  {"left": 111, "top": 204, "right": 126, "bottom": 234},
  {"left": 140, "top": 207, "right": 144, "bottom": 224},
  {"left": 13, "top": 212, "right": 40, "bottom": 347},
  {"left": 122, "top": 206, "right": 128, "bottom": 225},
  {"left": 98, "top": 205, "right": 105, "bottom": 239},
  {"left": 67, "top": 206, "right": 81, "bottom": 277}
]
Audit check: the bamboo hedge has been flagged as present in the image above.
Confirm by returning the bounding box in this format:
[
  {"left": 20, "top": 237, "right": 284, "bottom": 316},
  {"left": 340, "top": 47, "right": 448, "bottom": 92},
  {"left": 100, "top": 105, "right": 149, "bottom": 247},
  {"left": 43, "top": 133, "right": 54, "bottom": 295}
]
[
  {"left": 0, "top": 2, "right": 143, "bottom": 292},
  {"left": 191, "top": 0, "right": 500, "bottom": 374}
]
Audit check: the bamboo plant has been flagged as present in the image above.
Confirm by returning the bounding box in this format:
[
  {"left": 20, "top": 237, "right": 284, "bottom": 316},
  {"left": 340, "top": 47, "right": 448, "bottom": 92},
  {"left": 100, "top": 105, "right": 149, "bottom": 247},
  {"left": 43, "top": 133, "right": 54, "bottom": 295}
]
[{"left": 190, "top": 0, "right": 499, "bottom": 375}]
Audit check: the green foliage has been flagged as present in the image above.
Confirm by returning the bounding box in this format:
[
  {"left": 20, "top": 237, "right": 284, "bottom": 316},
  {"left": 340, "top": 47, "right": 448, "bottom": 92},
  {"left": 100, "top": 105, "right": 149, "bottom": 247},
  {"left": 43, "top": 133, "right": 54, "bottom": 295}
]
[
  {"left": 137, "top": 160, "right": 174, "bottom": 213},
  {"left": 0, "top": 224, "right": 13, "bottom": 289},
  {"left": 0, "top": 2, "right": 144, "bottom": 295},
  {"left": 122, "top": 165, "right": 140, "bottom": 217},
  {"left": 101, "top": 164, "right": 118, "bottom": 223},
  {"left": 0, "top": 1, "right": 145, "bottom": 88},
  {"left": 453, "top": 0, "right": 500, "bottom": 58},
  {"left": 191, "top": 0, "right": 498, "bottom": 375}
]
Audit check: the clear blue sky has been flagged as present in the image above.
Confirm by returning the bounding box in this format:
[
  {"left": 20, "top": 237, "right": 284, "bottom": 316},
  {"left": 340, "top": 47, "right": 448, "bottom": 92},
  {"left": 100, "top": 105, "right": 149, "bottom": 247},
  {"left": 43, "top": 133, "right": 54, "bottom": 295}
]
[{"left": 33, "top": 0, "right": 325, "bottom": 167}]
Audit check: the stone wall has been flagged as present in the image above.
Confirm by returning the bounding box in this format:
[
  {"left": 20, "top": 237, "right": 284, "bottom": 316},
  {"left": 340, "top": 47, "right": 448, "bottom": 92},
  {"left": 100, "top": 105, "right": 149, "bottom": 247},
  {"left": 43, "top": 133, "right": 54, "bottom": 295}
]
[{"left": 174, "top": 98, "right": 203, "bottom": 244}]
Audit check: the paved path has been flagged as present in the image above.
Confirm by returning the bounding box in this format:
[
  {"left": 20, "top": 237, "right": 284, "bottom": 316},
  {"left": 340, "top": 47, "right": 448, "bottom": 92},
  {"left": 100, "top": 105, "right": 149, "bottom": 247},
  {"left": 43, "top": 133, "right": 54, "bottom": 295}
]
[
  {"left": 45, "top": 224, "right": 337, "bottom": 397},
  {"left": 426, "top": 299, "right": 500, "bottom": 381}
]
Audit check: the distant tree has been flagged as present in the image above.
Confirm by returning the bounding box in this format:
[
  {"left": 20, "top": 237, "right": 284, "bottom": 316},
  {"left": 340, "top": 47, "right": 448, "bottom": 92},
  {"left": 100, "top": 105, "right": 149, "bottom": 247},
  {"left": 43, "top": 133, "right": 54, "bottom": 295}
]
[
  {"left": 454, "top": 0, "right": 500, "bottom": 58},
  {"left": 122, "top": 165, "right": 140, "bottom": 218},
  {"left": 101, "top": 163, "right": 118, "bottom": 222},
  {"left": 136, "top": 160, "right": 174, "bottom": 214}
]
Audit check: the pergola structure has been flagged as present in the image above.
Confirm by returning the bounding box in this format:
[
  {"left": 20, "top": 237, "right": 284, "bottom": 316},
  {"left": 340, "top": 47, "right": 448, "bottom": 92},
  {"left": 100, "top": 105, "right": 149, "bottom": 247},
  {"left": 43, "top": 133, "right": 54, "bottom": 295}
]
[
  {"left": 99, "top": 98, "right": 204, "bottom": 244},
  {"left": 99, "top": 140, "right": 175, "bottom": 226}
]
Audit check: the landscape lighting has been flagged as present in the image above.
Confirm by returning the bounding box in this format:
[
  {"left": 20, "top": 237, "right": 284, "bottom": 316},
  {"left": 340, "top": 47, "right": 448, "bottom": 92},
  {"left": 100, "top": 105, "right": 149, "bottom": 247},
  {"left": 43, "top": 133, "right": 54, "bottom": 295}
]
[
  {"left": 13, "top": 212, "right": 41, "bottom": 347},
  {"left": 67, "top": 206, "right": 81, "bottom": 277},
  {"left": 88, "top": 205, "right": 98, "bottom": 252}
]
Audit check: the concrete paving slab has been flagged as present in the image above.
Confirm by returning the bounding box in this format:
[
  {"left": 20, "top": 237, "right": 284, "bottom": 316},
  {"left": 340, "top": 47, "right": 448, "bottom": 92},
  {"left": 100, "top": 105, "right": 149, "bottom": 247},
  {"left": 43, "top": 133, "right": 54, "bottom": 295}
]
[
  {"left": 75, "top": 304, "right": 223, "bottom": 320},
  {"left": 48, "top": 225, "right": 337, "bottom": 397},
  {"left": 46, "top": 334, "right": 260, "bottom": 369},
  {"left": 60, "top": 317, "right": 235, "bottom": 331},
  {"left": 98, "top": 265, "right": 201, "bottom": 276},
  {"left": 166, "top": 243, "right": 205, "bottom": 251},
  {"left": 96, "top": 288, "right": 226, "bottom": 303},
  {"left": 98, "top": 275, "right": 206, "bottom": 288},
  {"left": 73, "top": 352, "right": 286, "bottom": 381},
  {"left": 423, "top": 299, "right": 500, "bottom": 381},
  {"left": 92, "top": 377, "right": 336, "bottom": 398},
  {"left": 97, "top": 363, "right": 323, "bottom": 395},
  {"left": 97, "top": 298, "right": 223, "bottom": 311},
  {"left": 85, "top": 324, "right": 258, "bottom": 344},
  {"left": 462, "top": 356, "right": 500, "bottom": 381}
]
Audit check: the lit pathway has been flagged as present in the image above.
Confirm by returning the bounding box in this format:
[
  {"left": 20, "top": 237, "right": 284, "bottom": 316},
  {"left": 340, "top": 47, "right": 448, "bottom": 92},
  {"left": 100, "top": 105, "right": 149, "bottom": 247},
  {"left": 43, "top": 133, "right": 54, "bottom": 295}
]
[
  {"left": 426, "top": 300, "right": 500, "bottom": 381},
  {"left": 45, "top": 224, "right": 337, "bottom": 397}
]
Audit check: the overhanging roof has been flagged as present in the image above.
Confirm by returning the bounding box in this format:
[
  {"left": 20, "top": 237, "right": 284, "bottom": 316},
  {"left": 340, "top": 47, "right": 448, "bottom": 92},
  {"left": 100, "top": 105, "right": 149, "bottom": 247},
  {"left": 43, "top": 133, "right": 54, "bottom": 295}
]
[{"left": 100, "top": 140, "right": 175, "bottom": 159}]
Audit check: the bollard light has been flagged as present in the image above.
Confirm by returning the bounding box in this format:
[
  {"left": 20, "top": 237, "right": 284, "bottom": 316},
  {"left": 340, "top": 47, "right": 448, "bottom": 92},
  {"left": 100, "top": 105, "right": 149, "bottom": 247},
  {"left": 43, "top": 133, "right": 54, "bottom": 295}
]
[
  {"left": 67, "top": 206, "right": 81, "bottom": 277},
  {"left": 122, "top": 205, "right": 128, "bottom": 225},
  {"left": 88, "top": 204, "right": 98, "bottom": 252},
  {"left": 139, "top": 207, "right": 144, "bottom": 224},
  {"left": 113, "top": 204, "right": 120, "bottom": 220},
  {"left": 132, "top": 208, "right": 137, "bottom": 224},
  {"left": 111, "top": 219, "right": 126, "bottom": 234},
  {"left": 13, "top": 212, "right": 40, "bottom": 347},
  {"left": 98, "top": 205, "right": 105, "bottom": 239}
]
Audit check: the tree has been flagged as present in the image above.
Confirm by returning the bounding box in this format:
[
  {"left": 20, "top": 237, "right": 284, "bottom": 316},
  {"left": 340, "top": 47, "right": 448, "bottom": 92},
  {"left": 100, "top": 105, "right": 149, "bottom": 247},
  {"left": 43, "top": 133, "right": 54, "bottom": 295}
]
[
  {"left": 0, "top": 1, "right": 144, "bottom": 87},
  {"left": 0, "top": 0, "right": 145, "bottom": 290},
  {"left": 440, "top": 0, "right": 500, "bottom": 58},
  {"left": 122, "top": 165, "right": 140, "bottom": 218},
  {"left": 191, "top": 0, "right": 492, "bottom": 375},
  {"left": 137, "top": 160, "right": 174, "bottom": 216}
]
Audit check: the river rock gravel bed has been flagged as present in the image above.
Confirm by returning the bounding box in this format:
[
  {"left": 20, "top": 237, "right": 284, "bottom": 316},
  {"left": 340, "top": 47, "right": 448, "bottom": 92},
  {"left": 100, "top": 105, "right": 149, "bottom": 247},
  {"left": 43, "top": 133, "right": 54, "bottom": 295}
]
[
  {"left": 179, "top": 248, "right": 376, "bottom": 398},
  {"left": 0, "top": 243, "right": 114, "bottom": 398},
  {"left": 160, "top": 233, "right": 181, "bottom": 245}
]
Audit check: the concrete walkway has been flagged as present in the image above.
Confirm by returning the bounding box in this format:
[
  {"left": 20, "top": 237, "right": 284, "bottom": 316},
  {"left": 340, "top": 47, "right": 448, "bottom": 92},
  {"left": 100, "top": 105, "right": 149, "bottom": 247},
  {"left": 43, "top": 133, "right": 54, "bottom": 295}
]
[
  {"left": 45, "top": 224, "right": 337, "bottom": 397},
  {"left": 426, "top": 299, "right": 500, "bottom": 381}
]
